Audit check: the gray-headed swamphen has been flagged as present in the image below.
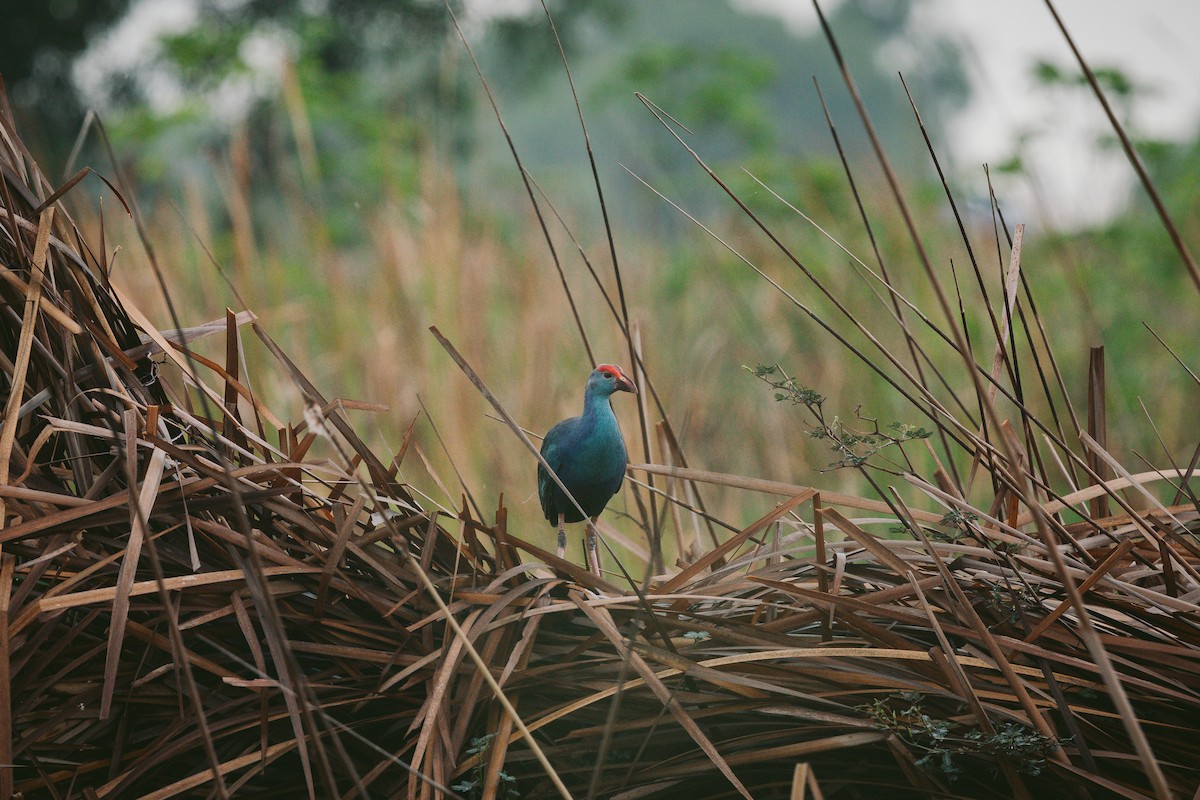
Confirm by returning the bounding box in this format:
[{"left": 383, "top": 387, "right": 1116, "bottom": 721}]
[{"left": 538, "top": 364, "right": 636, "bottom": 576}]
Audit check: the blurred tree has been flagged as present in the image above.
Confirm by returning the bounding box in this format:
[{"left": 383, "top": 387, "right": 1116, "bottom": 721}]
[
  {"left": 0, "top": 0, "right": 131, "bottom": 163},
  {"left": 16, "top": 0, "right": 628, "bottom": 244},
  {"left": 470, "top": 0, "right": 971, "bottom": 232},
  {"left": 3, "top": 0, "right": 972, "bottom": 243},
  {"left": 69, "top": 0, "right": 471, "bottom": 199}
]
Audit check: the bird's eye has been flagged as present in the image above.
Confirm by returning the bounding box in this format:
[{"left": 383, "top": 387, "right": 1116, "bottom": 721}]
[{"left": 602, "top": 371, "right": 612, "bottom": 379}]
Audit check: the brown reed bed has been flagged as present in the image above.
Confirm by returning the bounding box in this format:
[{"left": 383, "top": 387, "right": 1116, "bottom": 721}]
[{"left": 4, "top": 3, "right": 1200, "bottom": 798}]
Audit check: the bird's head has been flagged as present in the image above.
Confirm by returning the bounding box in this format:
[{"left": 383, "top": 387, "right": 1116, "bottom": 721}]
[{"left": 590, "top": 364, "right": 637, "bottom": 396}]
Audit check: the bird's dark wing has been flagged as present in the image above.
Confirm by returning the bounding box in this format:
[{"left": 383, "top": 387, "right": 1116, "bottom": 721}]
[{"left": 537, "top": 422, "right": 569, "bottom": 523}]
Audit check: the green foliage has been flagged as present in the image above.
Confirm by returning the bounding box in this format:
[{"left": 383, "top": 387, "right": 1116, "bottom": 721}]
[
  {"left": 618, "top": 44, "right": 777, "bottom": 153},
  {"left": 1008, "top": 60, "right": 1143, "bottom": 182},
  {"left": 863, "top": 691, "right": 1060, "bottom": 779},
  {"left": 750, "top": 364, "right": 932, "bottom": 474},
  {"left": 0, "top": 0, "right": 131, "bottom": 157},
  {"left": 72, "top": 0, "right": 477, "bottom": 243},
  {"left": 750, "top": 363, "right": 825, "bottom": 408},
  {"left": 468, "top": 0, "right": 970, "bottom": 232},
  {"left": 928, "top": 509, "right": 1025, "bottom": 556},
  {"left": 485, "top": 0, "right": 627, "bottom": 89},
  {"left": 936, "top": 508, "right": 978, "bottom": 540},
  {"left": 981, "top": 581, "right": 1041, "bottom": 625},
  {"left": 160, "top": 24, "right": 252, "bottom": 88},
  {"left": 1033, "top": 58, "right": 1136, "bottom": 98},
  {"left": 452, "top": 734, "right": 521, "bottom": 799}
]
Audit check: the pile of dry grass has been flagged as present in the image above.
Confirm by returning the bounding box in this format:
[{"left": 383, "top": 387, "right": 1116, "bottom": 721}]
[
  {"left": 5, "top": 12, "right": 1200, "bottom": 799},
  {"left": 0, "top": 98, "right": 477, "bottom": 798}
]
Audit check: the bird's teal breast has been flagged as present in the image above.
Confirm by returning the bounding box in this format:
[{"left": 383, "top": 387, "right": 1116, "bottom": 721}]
[{"left": 563, "top": 422, "right": 626, "bottom": 482}]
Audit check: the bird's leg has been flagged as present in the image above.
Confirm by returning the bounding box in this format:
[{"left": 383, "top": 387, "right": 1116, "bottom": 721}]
[
  {"left": 556, "top": 513, "right": 566, "bottom": 560},
  {"left": 586, "top": 517, "right": 602, "bottom": 577}
]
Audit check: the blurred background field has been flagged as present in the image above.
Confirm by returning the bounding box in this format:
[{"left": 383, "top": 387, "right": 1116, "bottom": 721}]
[{"left": 4, "top": 0, "right": 1198, "bottom": 559}]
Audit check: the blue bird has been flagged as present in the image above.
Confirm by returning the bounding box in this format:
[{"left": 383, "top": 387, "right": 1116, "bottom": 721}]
[{"left": 538, "top": 364, "right": 636, "bottom": 576}]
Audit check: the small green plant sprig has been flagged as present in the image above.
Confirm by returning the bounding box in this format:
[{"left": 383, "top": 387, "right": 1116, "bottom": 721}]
[
  {"left": 934, "top": 509, "right": 979, "bottom": 542},
  {"left": 862, "top": 692, "right": 1060, "bottom": 779},
  {"left": 748, "top": 364, "right": 932, "bottom": 475},
  {"left": 982, "top": 581, "right": 1042, "bottom": 625},
  {"left": 931, "top": 508, "right": 1025, "bottom": 556},
  {"left": 452, "top": 734, "right": 520, "bottom": 799}
]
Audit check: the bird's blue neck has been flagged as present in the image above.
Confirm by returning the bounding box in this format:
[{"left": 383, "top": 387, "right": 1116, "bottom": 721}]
[{"left": 582, "top": 387, "right": 615, "bottom": 421}]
